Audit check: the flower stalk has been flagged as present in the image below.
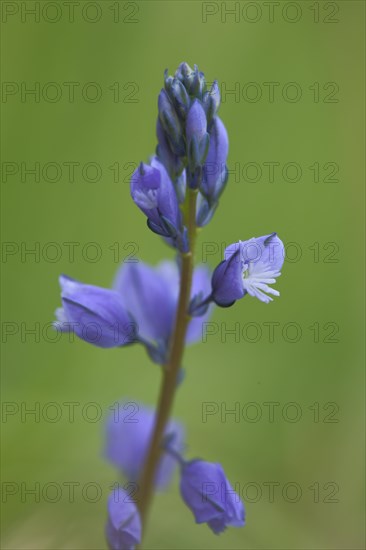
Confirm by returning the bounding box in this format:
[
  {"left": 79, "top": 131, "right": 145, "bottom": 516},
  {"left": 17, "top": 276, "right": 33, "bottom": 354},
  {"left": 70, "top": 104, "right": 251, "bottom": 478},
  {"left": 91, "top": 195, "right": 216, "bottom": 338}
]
[{"left": 137, "top": 188, "right": 198, "bottom": 538}]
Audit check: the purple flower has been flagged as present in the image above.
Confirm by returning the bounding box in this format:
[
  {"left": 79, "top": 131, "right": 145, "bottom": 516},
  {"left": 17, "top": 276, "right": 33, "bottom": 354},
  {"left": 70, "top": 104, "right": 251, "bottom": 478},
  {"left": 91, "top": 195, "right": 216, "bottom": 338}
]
[
  {"left": 105, "top": 487, "right": 141, "bottom": 550},
  {"left": 55, "top": 259, "right": 212, "bottom": 359},
  {"left": 201, "top": 117, "right": 229, "bottom": 201},
  {"left": 211, "top": 233, "right": 285, "bottom": 307},
  {"left": 180, "top": 460, "right": 245, "bottom": 534},
  {"left": 105, "top": 401, "right": 185, "bottom": 490},
  {"left": 113, "top": 259, "right": 213, "bottom": 347},
  {"left": 54, "top": 275, "right": 136, "bottom": 348},
  {"left": 130, "top": 157, "right": 181, "bottom": 238}
]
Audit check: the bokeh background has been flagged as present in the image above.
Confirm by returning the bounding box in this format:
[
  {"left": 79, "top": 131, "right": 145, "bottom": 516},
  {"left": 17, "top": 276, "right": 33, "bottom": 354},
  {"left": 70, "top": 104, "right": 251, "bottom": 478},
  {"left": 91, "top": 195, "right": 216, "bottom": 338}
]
[{"left": 1, "top": 1, "right": 365, "bottom": 548}]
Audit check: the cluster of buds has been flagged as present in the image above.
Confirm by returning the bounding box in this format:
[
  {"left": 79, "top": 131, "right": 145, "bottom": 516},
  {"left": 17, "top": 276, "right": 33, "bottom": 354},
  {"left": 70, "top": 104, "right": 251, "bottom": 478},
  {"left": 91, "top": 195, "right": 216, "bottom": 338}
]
[{"left": 131, "top": 63, "right": 229, "bottom": 252}]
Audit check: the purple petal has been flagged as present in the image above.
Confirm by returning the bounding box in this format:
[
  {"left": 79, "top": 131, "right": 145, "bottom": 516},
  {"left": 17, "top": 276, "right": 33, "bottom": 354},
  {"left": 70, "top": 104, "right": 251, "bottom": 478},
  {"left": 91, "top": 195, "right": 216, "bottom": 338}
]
[
  {"left": 130, "top": 159, "right": 180, "bottom": 232},
  {"left": 58, "top": 276, "right": 135, "bottom": 348},
  {"left": 155, "top": 260, "right": 180, "bottom": 301},
  {"left": 224, "top": 234, "right": 285, "bottom": 303},
  {"left": 106, "top": 488, "right": 141, "bottom": 550},
  {"left": 130, "top": 163, "right": 161, "bottom": 227},
  {"left": 113, "top": 261, "right": 176, "bottom": 343},
  {"left": 180, "top": 461, "right": 226, "bottom": 524},
  {"left": 105, "top": 401, "right": 185, "bottom": 490},
  {"left": 150, "top": 157, "right": 181, "bottom": 229},
  {"left": 238, "top": 233, "right": 285, "bottom": 274},
  {"left": 211, "top": 251, "right": 244, "bottom": 307},
  {"left": 114, "top": 260, "right": 214, "bottom": 345},
  {"left": 180, "top": 460, "right": 245, "bottom": 534}
]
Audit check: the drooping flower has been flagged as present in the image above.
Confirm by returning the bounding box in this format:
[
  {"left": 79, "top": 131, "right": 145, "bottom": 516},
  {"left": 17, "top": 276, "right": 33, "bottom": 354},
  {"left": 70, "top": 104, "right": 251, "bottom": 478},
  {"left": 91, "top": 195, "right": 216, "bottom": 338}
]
[
  {"left": 105, "top": 401, "right": 185, "bottom": 490},
  {"left": 180, "top": 459, "right": 245, "bottom": 534},
  {"left": 54, "top": 275, "right": 137, "bottom": 348},
  {"left": 130, "top": 157, "right": 182, "bottom": 240},
  {"left": 113, "top": 259, "right": 213, "bottom": 353},
  {"left": 211, "top": 233, "right": 285, "bottom": 306},
  {"left": 105, "top": 487, "right": 141, "bottom": 550}
]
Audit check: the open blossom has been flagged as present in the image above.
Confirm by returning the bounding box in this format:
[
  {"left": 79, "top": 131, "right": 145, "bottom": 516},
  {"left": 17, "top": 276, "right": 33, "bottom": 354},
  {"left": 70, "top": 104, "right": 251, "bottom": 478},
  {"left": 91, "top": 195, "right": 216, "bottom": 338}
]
[
  {"left": 105, "top": 401, "right": 185, "bottom": 490},
  {"left": 180, "top": 459, "right": 245, "bottom": 534},
  {"left": 55, "top": 259, "right": 212, "bottom": 361},
  {"left": 211, "top": 233, "right": 285, "bottom": 307},
  {"left": 105, "top": 488, "right": 141, "bottom": 550},
  {"left": 54, "top": 275, "right": 136, "bottom": 348}
]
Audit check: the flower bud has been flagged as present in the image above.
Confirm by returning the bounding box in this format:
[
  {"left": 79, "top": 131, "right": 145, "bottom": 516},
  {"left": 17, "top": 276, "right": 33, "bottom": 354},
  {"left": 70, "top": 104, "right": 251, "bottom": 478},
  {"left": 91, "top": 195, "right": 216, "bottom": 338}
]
[
  {"left": 201, "top": 117, "right": 229, "bottom": 201},
  {"left": 186, "top": 100, "right": 209, "bottom": 173},
  {"left": 203, "top": 80, "right": 220, "bottom": 122},
  {"left": 186, "top": 65, "right": 206, "bottom": 98},
  {"left": 175, "top": 62, "right": 194, "bottom": 82},
  {"left": 158, "top": 89, "right": 185, "bottom": 156},
  {"left": 186, "top": 100, "right": 207, "bottom": 143},
  {"left": 156, "top": 118, "right": 181, "bottom": 177},
  {"left": 170, "top": 78, "right": 190, "bottom": 118},
  {"left": 196, "top": 193, "right": 218, "bottom": 227}
]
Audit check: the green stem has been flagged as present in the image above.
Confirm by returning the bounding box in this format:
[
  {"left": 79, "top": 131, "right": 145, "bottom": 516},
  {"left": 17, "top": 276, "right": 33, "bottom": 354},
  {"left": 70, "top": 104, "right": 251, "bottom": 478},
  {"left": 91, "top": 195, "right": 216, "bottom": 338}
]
[{"left": 137, "top": 189, "right": 198, "bottom": 542}]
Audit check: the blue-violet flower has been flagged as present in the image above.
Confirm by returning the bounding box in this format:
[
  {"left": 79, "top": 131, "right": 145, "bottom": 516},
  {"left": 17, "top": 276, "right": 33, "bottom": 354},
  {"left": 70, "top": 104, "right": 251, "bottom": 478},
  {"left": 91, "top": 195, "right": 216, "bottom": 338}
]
[
  {"left": 180, "top": 459, "right": 245, "bottom": 534},
  {"left": 211, "top": 233, "right": 284, "bottom": 306}
]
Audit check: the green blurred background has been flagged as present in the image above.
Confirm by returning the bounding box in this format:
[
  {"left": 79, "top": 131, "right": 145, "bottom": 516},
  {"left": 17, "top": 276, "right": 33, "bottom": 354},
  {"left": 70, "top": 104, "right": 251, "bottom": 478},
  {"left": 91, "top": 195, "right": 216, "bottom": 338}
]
[{"left": 1, "top": 1, "right": 365, "bottom": 548}]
